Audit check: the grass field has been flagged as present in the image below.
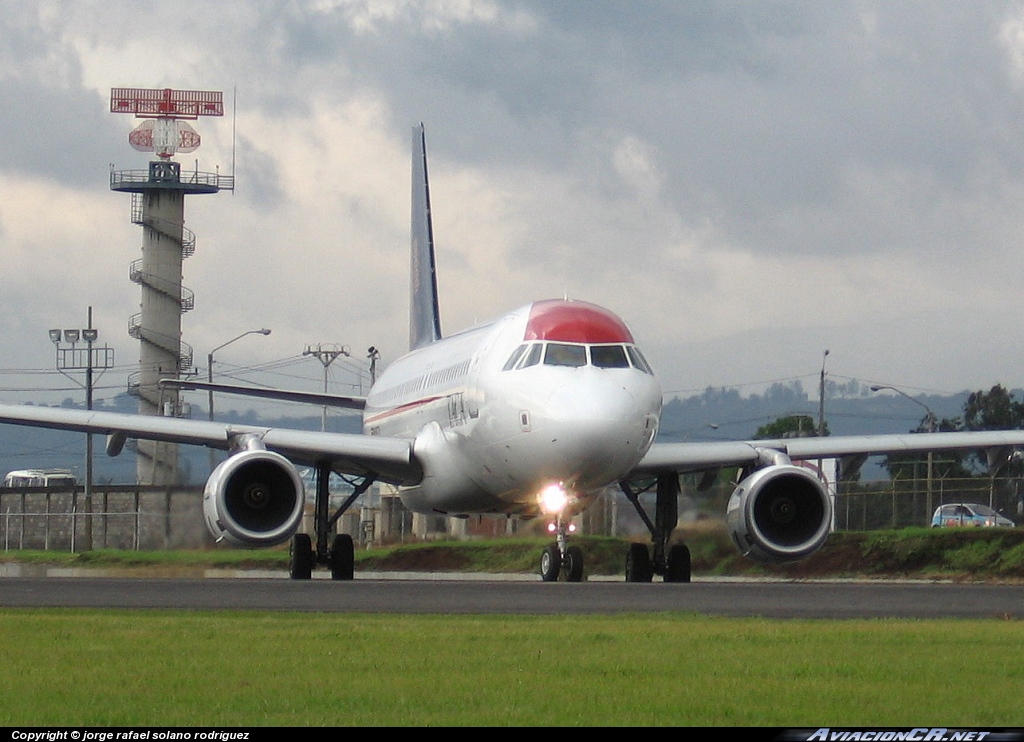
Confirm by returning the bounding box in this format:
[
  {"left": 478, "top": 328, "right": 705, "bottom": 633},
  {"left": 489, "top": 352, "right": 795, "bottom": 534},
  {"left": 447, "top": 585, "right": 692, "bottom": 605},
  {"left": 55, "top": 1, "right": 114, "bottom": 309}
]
[{"left": 0, "top": 609, "right": 1021, "bottom": 726}]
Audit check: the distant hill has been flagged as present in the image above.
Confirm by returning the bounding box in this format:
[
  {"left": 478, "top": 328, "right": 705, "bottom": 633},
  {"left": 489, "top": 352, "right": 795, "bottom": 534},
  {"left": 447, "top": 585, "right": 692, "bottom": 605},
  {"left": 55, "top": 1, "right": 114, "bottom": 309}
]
[{"left": 659, "top": 380, "right": 972, "bottom": 442}]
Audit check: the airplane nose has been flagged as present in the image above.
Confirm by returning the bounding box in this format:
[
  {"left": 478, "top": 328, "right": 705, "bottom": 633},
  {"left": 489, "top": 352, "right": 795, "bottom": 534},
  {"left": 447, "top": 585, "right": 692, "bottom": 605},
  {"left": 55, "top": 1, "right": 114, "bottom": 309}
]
[
  {"left": 534, "top": 374, "right": 659, "bottom": 485},
  {"left": 546, "top": 377, "right": 639, "bottom": 425}
]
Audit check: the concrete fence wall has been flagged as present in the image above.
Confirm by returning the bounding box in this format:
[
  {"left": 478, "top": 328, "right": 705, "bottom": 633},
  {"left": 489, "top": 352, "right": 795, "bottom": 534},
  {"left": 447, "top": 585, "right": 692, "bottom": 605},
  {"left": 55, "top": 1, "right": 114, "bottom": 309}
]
[{"left": 0, "top": 485, "right": 212, "bottom": 551}]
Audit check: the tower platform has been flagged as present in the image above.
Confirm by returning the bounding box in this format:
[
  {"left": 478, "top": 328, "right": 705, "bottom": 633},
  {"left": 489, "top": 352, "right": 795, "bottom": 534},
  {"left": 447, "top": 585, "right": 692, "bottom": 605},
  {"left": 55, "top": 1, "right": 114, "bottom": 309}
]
[{"left": 110, "top": 161, "right": 234, "bottom": 194}]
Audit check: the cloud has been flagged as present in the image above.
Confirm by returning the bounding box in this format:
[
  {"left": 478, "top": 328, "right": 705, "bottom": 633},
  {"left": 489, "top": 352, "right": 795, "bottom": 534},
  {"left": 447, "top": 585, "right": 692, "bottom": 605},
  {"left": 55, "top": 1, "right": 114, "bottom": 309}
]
[{"left": 4, "top": 0, "right": 1024, "bottom": 410}]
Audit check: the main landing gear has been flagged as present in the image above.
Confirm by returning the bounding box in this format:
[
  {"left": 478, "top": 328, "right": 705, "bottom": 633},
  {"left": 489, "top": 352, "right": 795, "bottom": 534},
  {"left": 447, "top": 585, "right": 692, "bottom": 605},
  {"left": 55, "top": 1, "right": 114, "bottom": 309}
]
[
  {"left": 539, "top": 516, "right": 585, "bottom": 582},
  {"left": 619, "top": 474, "right": 692, "bottom": 583},
  {"left": 288, "top": 461, "right": 377, "bottom": 581}
]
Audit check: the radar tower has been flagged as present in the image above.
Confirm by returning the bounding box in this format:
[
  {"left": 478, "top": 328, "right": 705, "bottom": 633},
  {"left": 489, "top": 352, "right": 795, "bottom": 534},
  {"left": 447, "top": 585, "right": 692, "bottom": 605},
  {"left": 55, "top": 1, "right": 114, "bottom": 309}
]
[{"left": 110, "top": 87, "right": 234, "bottom": 485}]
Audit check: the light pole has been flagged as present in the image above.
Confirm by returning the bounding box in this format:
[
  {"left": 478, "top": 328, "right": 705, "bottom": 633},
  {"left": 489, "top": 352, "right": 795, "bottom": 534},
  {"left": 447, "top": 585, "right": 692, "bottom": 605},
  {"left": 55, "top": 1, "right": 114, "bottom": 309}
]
[
  {"left": 367, "top": 346, "right": 380, "bottom": 386},
  {"left": 207, "top": 328, "right": 271, "bottom": 470},
  {"left": 871, "top": 384, "right": 936, "bottom": 522},
  {"left": 49, "top": 307, "right": 114, "bottom": 550}
]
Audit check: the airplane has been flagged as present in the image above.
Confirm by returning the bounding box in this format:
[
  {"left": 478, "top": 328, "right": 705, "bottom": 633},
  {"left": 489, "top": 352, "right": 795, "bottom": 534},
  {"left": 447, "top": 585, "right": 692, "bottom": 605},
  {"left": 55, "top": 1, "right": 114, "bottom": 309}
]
[{"left": 5, "top": 123, "right": 1024, "bottom": 582}]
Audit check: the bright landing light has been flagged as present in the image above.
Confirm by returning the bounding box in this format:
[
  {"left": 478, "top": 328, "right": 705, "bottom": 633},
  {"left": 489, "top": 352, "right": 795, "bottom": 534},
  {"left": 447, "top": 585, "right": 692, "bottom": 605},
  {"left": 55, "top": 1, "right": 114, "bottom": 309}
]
[{"left": 538, "top": 483, "right": 568, "bottom": 515}]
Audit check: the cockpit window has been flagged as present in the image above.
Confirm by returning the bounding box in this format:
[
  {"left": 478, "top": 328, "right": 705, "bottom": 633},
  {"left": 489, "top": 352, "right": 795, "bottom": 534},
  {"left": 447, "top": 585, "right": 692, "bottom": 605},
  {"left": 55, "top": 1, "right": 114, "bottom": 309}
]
[
  {"left": 626, "top": 346, "right": 653, "bottom": 375},
  {"left": 502, "top": 344, "right": 528, "bottom": 371},
  {"left": 544, "top": 343, "right": 587, "bottom": 367},
  {"left": 519, "top": 343, "right": 543, "bottom": 369},
  {"left": 506, "top": 341, "right": 652, "bottom": 373},
  {"left": 590, "top": 344, "right": 630, "bottom": 369}
]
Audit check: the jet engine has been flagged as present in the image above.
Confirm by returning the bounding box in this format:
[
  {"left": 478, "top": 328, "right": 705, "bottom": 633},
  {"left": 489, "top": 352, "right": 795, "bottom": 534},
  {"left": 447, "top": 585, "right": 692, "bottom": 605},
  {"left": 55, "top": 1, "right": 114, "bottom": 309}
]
[
  {"left": 202, "top": 449, "right": 305, "bottom": 546},
  {"left": 726, "top": 463, "right": 832, "bottom": 563}
]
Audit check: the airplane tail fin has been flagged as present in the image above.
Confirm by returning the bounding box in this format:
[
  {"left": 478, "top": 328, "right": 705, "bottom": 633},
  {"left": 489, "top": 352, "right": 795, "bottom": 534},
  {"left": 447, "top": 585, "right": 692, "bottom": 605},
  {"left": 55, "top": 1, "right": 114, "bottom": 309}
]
[{"left": 410, "top": 123, "right": 443, "bottom": 351}]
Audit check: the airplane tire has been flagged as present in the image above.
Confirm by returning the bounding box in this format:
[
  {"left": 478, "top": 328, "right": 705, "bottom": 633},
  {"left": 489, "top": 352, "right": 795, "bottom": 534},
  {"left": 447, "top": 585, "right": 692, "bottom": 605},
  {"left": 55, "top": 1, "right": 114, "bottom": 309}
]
[
  {"left": 664, "top": 544, "right": 691, "bottom": 583},
  {"left": 330, "top": 533, "right": 355, "bottom": 581},
  {"left": 625, "top": 543, "right": 653, "bottom": 583},
  {"left": 289, "top": 533, "right": 313, "bottom": 580},
  {"left": 540, "top": 543, "right": 561, "bottom": 582},
  {"left": 564, "top": 546, "right": 584, "bottom": 582}
]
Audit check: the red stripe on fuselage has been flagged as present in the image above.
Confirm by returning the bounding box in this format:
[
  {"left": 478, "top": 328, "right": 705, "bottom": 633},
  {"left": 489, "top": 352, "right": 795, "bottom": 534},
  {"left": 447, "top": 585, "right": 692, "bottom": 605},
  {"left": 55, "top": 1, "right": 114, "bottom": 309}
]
[
  {"left": 524, "top": 300, "right": 634, "bottom": 343},
  {"left": 363, "top": 395, "right": 445, "bottom": 425}
]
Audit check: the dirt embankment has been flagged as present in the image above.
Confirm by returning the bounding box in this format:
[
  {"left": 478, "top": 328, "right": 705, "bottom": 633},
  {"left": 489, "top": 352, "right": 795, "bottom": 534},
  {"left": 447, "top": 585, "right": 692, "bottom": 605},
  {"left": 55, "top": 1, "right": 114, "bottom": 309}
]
[{"left": 358, "top": 528, "right": 1024, "bottom": 581}]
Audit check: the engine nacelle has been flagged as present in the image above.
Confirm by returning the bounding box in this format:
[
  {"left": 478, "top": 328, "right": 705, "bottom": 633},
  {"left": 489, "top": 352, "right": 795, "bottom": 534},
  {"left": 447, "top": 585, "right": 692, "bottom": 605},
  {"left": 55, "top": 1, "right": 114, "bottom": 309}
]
[
  {"left": 726, "top": 464, "right": 832, "bottom": 564},
  {"left": 202, "top": 449, "right": 305, "bottom": 546}
]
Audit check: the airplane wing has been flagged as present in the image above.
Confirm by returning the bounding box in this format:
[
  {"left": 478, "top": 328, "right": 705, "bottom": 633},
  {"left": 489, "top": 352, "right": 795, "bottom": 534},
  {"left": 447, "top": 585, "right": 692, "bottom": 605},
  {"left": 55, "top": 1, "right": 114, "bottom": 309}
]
[
  {"left": 632, "top": 430, "right": 1024, "bottom": 476},
  {"left": 160, "top": 379, "right": 366, "bottom": 411},
  {"left": 0, "top": 403, "right": 419, "bottom": 483},
  {"left": 626, "top": 428, "right": 1024, "bottom": 568}
]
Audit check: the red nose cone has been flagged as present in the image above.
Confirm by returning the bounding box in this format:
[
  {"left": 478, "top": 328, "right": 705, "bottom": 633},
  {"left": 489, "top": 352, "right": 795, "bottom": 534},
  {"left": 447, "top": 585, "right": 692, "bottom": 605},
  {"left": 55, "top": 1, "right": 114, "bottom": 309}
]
[{"left": 524, "top": 300, "right": 635, "bottom": 343}]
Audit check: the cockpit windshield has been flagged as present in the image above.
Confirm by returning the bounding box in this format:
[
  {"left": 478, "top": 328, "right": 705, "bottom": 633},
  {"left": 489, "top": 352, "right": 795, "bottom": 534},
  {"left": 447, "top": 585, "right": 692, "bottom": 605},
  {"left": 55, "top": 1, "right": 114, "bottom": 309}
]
[
  {"left": 502, "top": 342, "right": 653, "bottom": 374},
  {"left": 544, "top": 343, "right": 587, "bottom": 367},
  {"left": 590, "top": 345, "right": 630, "bottom": 369}
]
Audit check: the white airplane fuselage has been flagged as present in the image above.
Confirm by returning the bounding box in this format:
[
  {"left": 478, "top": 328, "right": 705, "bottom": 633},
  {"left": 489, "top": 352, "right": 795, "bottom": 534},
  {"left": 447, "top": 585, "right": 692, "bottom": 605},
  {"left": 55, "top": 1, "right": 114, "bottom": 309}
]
[{"left": 362, "top": 299, "right": 663, "bottom": 516}]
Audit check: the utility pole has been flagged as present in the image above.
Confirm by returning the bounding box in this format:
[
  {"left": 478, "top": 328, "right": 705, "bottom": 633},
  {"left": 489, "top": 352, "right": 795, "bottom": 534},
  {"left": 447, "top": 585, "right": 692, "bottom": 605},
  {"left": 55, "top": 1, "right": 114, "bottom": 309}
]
[
  {"left": 303, "top": 344, "right": 350, "bottom": 431},
  {"left": 817, "top": 349, "right": 831, "bottom": 530},
  {"left": 817, "top": 349, "right": 829, "bottom": 436}
]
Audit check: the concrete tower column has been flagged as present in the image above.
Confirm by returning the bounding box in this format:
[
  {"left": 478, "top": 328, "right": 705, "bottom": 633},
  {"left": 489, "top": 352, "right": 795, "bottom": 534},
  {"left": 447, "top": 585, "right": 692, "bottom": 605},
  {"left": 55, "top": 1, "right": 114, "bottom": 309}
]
[
  {"left": 136, "top": 185, "right": 185, "bottom": 484},
  {"left": 112, "top": 161, "right": 229, "bottom": 485}
]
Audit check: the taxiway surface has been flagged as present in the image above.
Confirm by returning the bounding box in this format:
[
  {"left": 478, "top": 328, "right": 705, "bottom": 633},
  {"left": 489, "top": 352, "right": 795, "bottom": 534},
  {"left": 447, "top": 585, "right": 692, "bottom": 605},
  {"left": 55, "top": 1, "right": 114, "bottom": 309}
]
[{"left": 0, "top": 576, "right": 1019, "bottom": 618}]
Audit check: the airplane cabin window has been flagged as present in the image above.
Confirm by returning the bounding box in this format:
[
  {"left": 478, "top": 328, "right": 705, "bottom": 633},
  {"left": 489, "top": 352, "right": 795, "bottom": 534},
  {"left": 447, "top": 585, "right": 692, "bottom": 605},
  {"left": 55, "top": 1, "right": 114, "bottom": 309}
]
[
  {"left": 503, "top": 345, "right": 528, "bottom": 371},
  {"left": 544, "top": 343, "right": 587, "bottom": 367},
  {"left": 590, "top": 344, "right": 630, "bottom": 369},
  {"left": 626, "top": 346, "right": 654, "bottom": 374}
]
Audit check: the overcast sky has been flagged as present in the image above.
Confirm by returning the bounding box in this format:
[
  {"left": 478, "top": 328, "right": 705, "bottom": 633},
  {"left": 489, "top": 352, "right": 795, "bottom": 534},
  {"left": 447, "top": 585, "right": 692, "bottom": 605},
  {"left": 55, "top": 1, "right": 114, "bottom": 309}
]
[{"left": 4, "top": 1, "right": 1024, "bottom": 413}]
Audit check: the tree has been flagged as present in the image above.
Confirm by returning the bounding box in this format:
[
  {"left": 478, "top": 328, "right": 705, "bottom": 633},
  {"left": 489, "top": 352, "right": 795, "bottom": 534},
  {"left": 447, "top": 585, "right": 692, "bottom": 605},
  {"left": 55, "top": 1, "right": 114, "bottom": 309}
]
[
  {"left": 883, "top": 384, "right": 1024, "bottom": 521},
  {"left": 960, "top": 385, "right": 1024, "bottom": 483},
  {"left": 963, "top": 384, "right": 1024, "bottom": 432},
  {"left": 754, "top": 414, "right": 826, "bottom": 440}
]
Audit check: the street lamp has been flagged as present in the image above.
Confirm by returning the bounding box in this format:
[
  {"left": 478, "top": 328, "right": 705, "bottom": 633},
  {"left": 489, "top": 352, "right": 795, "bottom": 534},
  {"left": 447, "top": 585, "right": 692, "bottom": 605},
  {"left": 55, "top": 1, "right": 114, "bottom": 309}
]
[
  {"left": 871, "top": 384, "right": 937, "bottom": 521},
  {"left": 207, "top": 328, "right": 272, "bottom": 423},
  {"left": 207, "top": 329, "right": 270, "bottom": 473}
]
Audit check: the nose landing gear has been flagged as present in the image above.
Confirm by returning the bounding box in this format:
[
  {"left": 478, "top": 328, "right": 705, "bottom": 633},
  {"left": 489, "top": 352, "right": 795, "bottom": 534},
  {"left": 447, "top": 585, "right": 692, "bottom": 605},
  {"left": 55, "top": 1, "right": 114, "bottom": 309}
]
[{"left": 539, "top": 516, "right": 584, "bottom": 582}]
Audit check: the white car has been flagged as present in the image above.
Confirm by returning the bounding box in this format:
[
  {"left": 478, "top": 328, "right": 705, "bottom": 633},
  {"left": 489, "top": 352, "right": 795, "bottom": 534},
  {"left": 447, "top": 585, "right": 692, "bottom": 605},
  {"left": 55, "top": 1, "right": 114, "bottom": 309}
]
[{"left": 930, "top": 503, "right": 1015, "bottom": 528}]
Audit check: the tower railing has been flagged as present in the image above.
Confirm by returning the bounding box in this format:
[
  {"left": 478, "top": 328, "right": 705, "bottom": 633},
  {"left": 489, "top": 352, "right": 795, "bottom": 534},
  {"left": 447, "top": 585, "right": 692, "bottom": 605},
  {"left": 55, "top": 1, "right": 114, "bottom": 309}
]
[
  {"left": 129, "top": 193, "right": 196, "bottom": 257},
  {"left": 111, "top": 168, "right": 234, "bottom": 191},
  {"left": 127, "top": 314, "right": 194, "bottom": 372},
  {"left": 129, "top": 260, "right": 195, "bottom": 312}
]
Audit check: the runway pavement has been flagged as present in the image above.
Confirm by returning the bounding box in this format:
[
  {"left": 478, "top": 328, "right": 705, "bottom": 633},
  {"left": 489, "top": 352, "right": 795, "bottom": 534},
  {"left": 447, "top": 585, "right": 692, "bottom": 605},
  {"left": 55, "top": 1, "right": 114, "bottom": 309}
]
[{"left": 0, "top": 573, "right": 1019, "bottom": 618}]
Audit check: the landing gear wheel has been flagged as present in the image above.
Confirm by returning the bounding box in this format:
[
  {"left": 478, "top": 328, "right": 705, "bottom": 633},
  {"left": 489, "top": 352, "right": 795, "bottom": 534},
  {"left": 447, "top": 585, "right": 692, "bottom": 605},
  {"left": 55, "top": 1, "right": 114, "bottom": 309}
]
[
  {"left": 540, "top": 543, "right": 561, "bottom": 582},
  {"left": 625, "top": 543, "right": 653, "bottom": 583},
  {"left": 289, "top": 533, "right": 313, "bottom": 580},
  {"left": 330, "top": 533, "right": 355, "bottom": 581},
  {"left": 564, "top": 546, "right": 584, "bottom": 582},
  {"left": 664, "top": 543, "right": 691, "bottom": 583}
]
